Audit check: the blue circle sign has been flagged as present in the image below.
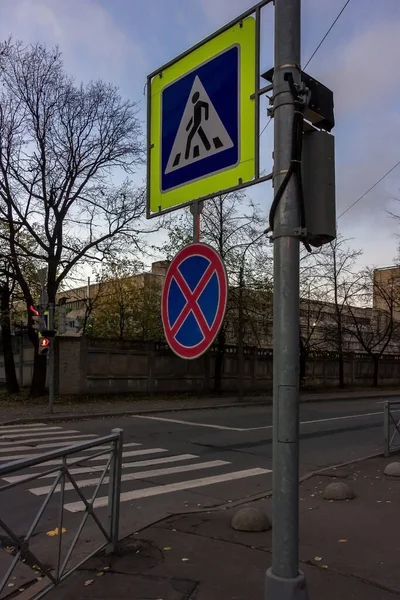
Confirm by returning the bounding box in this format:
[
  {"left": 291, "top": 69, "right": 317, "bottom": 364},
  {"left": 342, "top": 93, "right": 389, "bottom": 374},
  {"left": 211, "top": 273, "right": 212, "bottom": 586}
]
[{"left": 161, "top": 243, "right": 228, "bottom": 359}]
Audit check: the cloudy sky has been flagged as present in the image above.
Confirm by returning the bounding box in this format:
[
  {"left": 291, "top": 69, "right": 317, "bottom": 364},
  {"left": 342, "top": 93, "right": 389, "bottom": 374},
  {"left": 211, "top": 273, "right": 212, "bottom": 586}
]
[{"left": 1, "top": 0, "right": 400, "bottom": 270}]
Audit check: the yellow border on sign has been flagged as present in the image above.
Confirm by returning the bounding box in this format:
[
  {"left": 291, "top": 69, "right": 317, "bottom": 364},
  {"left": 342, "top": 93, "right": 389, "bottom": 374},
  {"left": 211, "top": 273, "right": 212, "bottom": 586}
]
[{"left": 149, "top": 16, "right": 256, "bottom": 214}]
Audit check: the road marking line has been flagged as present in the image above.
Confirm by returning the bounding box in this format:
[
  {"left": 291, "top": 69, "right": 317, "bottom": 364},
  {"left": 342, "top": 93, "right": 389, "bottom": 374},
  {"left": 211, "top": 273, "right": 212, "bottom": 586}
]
[
  {"left": 64, "top": 467, "right": 271, "bottom": 512},
  {"left": 41, "top": 447, "right": 168, "bottom": 466},
  {"left": 298, "top": 409, "right": 400, "bottom": 427},
  {"left": 0, "top": 423, "right": 46, "bottom": 430},
  {"left": 0, "top": 435, "right": 98, "bottom": 445},
  {"left": 134, "top": 409, "right": 400, "bottom": 432},
  {"left": 134, "top": 415, "right": 246, "bottom": 431},
  {"left": 0, "top": 440, "right": 140, "bottom": 453},
  {"left": 3, "top": 454, "right": 199, "bottom": 484},
  {"left": 0, "top": 435, "right": 98, "bottom": 448},
  {"left": 0, "top": 429, "right": 82, "bottom": 439},
  {"left": 30, "top": 460, "right": 232, "bottom": 495},
  {"left": 0, "top": 426, "right": 63, "bottom": 434},
  {"left": 0, "top": 442, "right": 145, "bottom": 463}
]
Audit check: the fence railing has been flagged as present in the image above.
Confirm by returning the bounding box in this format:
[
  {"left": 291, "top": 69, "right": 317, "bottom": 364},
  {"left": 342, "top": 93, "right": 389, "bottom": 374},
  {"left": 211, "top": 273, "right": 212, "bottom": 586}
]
[
  {"left": 0, "top": 428, "right": 123, "bottom": 599},
  {"left": 384, "top": 402, "right": 400, "bottom": 456}
]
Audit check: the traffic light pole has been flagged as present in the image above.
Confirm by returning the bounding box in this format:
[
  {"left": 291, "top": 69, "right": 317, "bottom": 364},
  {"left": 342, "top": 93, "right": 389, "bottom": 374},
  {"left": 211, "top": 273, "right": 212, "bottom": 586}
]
[
  {"left": 48, "top": 303, "right": 55, "bottom": 414},
  {"left": 265, "top": 0, "right": 308, "bottom": 598}
]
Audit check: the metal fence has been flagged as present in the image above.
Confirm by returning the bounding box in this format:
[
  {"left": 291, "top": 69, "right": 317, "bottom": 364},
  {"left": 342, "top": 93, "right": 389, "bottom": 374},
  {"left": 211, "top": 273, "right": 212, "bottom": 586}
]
[
  {"left": 384, "top": 402, "right": 400, "bottom": 456},
  {"left": 0, "top": 428, "right": 123, "bottom": 598}
]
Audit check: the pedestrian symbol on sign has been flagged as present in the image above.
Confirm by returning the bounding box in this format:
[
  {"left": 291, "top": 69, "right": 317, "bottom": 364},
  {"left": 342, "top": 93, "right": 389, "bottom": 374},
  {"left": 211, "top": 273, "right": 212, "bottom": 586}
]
[{"left": 165, "top": 76, "right": 234, "bottom": 175}]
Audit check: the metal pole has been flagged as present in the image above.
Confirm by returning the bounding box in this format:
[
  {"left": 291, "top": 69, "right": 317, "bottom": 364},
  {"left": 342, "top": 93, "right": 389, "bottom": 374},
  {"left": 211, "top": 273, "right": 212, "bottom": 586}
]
[
  {"left": 190, "top": 200, "right": 204, "bottom": 242},
  {"left": 108, "top": 428, "right": 123, "bottom": 554},
  {"left": 19, "top": 335, "right": 23, "bottom": 388},
  {"left": 384, "top": 401, "right": 390, "bottom": 457},
  {"left": 48, "top": 303, "right": 55, "bottom": 414},
  {"left": 265, "top": 0, "right": 308, "bottom": 598},
  {"left": 237, "top": 263, "right": 245, "bottom": 401}
]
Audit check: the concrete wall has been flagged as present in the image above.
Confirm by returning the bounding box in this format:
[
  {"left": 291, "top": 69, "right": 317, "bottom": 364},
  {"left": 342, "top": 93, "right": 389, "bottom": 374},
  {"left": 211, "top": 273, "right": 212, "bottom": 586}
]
[
  {"left": 56, "top": 338, "right": 400, "bottom": 395},
  {"left": 2, "top": 336, "right": 400, "bottom": 394}
]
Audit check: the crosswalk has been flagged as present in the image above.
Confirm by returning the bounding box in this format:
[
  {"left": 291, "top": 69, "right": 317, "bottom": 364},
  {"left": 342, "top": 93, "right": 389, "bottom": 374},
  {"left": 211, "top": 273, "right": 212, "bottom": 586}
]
[{"left": 0, "top": 423, "right": 271, "bottom": 513}]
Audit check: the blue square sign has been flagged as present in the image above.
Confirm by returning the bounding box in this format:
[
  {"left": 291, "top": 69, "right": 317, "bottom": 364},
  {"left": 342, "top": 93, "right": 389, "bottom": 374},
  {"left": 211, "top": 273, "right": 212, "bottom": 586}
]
[{"left": 161, "top": 45, "right": 239, "bottom": 193}]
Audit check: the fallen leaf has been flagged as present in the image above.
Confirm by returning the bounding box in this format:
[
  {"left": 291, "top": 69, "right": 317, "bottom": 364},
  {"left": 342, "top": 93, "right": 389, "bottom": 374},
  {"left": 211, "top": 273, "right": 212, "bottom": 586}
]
[
  {"left": 19, "top": 589, "right": 25, "bottom": 592},
  {"left": 46, "top": 527, "right": 67, "bottom": 537},
  {"left": 163, "top": 547, "right": 172, "bottom": 551},
  {"left": 321, "top": 565, "right": 328, "bottom": 569},
  {"left": 103, "top": 566, "right": 110, "bottom": 571},
  {"left": 338, "top": 539, "right": 347, "bottom": 543},
  {"left": 182, "top": 558, "right": 189, "bottom": 562},
  {"left": 7, "top": 583, "right": 15, "bottom": 588},
  {"left": 314, "top": 556, "right": 323, "bottom": 562},
  {"left": 84, "top": 580, "right": 94, "bottom": 587},
  {"left": 97, "top": 571, "right": 104, "bottom": 577}
]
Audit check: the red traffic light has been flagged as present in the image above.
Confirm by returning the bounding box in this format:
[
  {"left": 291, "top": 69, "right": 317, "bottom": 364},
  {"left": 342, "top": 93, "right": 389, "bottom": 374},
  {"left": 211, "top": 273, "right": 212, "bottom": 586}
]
[
  {"left": 30, "top": 305, "right": 40, "bottom": 317},
  {"left": 38, "top": 336, "right": 51, "bottom": 355}
]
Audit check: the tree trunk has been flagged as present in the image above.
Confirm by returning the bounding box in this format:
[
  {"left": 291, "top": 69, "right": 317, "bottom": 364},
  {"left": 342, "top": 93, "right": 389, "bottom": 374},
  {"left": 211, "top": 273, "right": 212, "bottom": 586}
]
[
  {"left": 338, "top": 351, "right": 345, "bottom": 389},
  {"left": 372, "top": 354, "right": 379, "bottom": 387},
  {"left": 0, "top": 286, "right": 19, "bottom": 394},
  {"left": 299, "top": 336, "right": 306, "bottom": 389},
  {"left": 27, "top": 311, "right": 47, "bottom": 398},
  {"left": 214, "top": 328, "right": 226, "bottom": 394}
]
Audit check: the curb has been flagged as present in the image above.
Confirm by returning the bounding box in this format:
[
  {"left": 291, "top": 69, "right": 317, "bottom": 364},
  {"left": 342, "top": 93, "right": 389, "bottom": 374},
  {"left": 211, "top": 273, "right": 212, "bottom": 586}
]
[{"left": 1, "top": 391, "right": 398, "bottom": 426}]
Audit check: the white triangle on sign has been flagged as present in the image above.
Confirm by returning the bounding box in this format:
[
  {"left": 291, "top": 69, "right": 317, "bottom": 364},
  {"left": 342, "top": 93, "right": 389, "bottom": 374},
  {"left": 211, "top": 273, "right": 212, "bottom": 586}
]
[{"left": 165, "top": 76, "right": 234, "bottom": 175}]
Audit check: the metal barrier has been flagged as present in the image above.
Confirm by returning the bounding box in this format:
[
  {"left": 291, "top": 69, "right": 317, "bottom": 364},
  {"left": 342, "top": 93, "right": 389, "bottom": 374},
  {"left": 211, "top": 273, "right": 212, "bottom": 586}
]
[
  {"left": 384, "top": 402, "right": 400, "bottom": 456},
  {"left": 0, "top": 428, "right": 123, "bottom": 598}
]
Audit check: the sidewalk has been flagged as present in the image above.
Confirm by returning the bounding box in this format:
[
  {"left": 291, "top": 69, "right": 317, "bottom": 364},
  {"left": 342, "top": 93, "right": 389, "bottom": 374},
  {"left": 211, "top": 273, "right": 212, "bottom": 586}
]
[
  {"left": 44, "top": 454, "right": 400, "bottom": 599},
  {"left": 1, "top": 387, "right": 400, "bottom": 425}
]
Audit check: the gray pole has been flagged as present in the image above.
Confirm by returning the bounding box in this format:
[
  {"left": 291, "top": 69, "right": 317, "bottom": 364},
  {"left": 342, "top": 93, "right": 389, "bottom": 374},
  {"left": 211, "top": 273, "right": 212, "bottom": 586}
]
[
  {"left": 48, "top": 302, "right": 55, "bottom": 414},
  {"left": 237, "top": 263, "right": 244, "bottom": 402},
  {"left": 190, "top": 200, "right": 204, "bottom": 242},
  {"left": 265, "top": 0, "right": 308, "bottom": 598}
]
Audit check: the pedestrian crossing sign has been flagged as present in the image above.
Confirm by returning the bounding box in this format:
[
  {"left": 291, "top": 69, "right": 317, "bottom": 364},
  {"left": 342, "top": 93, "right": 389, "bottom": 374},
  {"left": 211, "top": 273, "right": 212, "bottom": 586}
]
[{"left": 147, "top": 16, "right": 256, "bottom": 217}]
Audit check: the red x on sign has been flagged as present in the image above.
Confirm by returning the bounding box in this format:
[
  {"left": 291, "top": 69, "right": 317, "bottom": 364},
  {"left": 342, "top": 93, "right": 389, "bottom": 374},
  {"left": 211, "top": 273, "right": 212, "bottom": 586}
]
[{"left": 161, "top": 243, "right": 228, "bottom": 359}]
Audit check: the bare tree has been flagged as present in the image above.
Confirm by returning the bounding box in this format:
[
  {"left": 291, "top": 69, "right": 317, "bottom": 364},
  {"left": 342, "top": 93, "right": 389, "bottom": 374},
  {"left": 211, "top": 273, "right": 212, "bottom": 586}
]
[
  {"left": 0, "top": 40, "right": 148, "bottom": 396},
  {"left": 0, "top": 260, "right": 19, "bottom": 394},
  {"left": 304, "top": 236, "right": 363, "bottom": 388},
  {"left": 347, "top": 268, "right": 400, "bottom": 386}
]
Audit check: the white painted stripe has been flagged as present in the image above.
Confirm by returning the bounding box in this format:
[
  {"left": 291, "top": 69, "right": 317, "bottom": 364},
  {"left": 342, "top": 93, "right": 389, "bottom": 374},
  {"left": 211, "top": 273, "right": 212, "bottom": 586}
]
[
  {"left": 0, "top": 440, "right": 139, "bottom": 451},
  {"left": 0, "top": 429, "right": 82, "bottom": 439},
  {"left": 134, "top": 415, "right": 245, "bottom": 431},
  {"left": 0, "top": 423, "right": 46, "bottom": 430},
  {"left": 0, "top": 434, "right": 98, "bottom": 452},
  {"left": 0, "top": 426, "right": 63, "bottom": 435},
  {"left": 65, "top": 468, "right": 271, "bottom": 512},
  {"left": 2, "top": 454, "right": 199, "bottom": 484},
  {"left": 0, "top": 442, "right": 145, "bottom": 464},
  {"left": 0, "top": 433, "right": 98, "bottom": 449},
  {"left": 298, "top": 409, "right": 400, "bottom": 427},
  {"left": 135, "top": 409, "right": 400, "bottom": 433},
  {"left": 30, "top": 460, "right": 231, "bottom": 496},
  {"left": 42, "top": 448, "right": 168, "bottom": 466}
]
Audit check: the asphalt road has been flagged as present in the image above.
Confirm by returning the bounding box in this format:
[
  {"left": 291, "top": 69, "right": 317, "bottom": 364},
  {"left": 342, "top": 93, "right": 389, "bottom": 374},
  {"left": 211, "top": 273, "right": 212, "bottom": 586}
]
[{"left": 0, "top": 397, "right": 398, "bottom": 587}]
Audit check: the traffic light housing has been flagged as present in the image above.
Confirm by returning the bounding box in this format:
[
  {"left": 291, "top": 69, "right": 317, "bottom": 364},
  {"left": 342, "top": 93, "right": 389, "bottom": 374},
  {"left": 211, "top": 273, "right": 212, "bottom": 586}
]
[
  {"left": 29, "top": 305, "right": 42, "bottom": 332},
  {"left": 38, "top": 336, "right": 51, "bottom": 356}
]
